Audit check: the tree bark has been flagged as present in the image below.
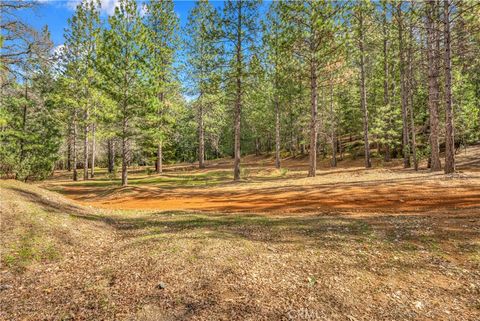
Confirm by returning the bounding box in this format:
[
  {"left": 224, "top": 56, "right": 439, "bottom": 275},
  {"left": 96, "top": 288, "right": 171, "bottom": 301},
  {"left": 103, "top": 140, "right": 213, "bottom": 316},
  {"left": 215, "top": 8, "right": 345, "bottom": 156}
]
[
  {"left": 107, "top": 139, "right": 114, "bottom": 174},
  {"left": 274, "top": 95, "right": 281, "bottom": 169},
  {"left": 157, "top": 140, "right": 163, "bottom": 174},
  {"left": 407, "top": 19, "right": 418, "bottom": 171},
  {"left": 67, "top": 123, "right": 72, "bottom": 171},
  {"left": 358, "top": 10, "right": 371, "bottom": 169},
  {"left": 443, "top": 0, "right": 455, "bottom": 173},
  {"left": 121, "top": 136, "right": 128, "bottom": 186},
  {"left": 382, "top": 3, "right": 391, "bottom": 162},
  {"left": 72, "top": 109, "right": 78, "bottom": 181},
  {"left": 397, "top": 3, "right": 411, "bottom": 168},
  {"left": 156, "top": 91, "right": 164, "bottom": 173},
  {"left": 19, "top": 80, "right": 28, "bottom": 165},
  {"left": 426, "top": 0, "right": 441, "bottom": 171},
  {"left": 121, "top": 107, "right": 128, "bottom": 186},
  {"left": 233, "top": 2, "right": 242, "bottom": 181},
  {"left": 198, "top": 102, "right": 205, "bottom": 169},
  {"left": 90, "top": 123, "right": 96, "bottom": 178},
  {"left": 83, "top": 109, "right": 89, "bottom": 180},
  {"left": 308, "top": 55, "right": 318, "bottom": 177},
  {"left": 329, "top": 77, "right": 337, "bottom": 167}
]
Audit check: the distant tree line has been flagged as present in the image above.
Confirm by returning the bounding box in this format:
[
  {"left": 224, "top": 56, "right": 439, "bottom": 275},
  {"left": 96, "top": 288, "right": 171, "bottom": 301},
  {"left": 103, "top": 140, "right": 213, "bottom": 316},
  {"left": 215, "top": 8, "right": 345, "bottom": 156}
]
[{"left": 1, "top": 0, "right": 479, "bottom": 184}]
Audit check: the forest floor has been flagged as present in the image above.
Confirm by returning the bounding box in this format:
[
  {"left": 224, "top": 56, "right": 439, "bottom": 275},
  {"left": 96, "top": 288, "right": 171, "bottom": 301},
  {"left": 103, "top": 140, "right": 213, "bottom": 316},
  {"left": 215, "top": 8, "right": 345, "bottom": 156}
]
[
  {"left": 45, "top": 145, "right": 480, "bottom": 214},
  {"left": 1, "top": 146, "right": 480, "bottom": 320}
]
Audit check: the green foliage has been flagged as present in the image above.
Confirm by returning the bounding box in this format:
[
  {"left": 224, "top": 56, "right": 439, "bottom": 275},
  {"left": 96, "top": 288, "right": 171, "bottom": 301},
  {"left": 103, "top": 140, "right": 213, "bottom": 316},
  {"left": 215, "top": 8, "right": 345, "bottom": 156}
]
[
  {"left": 0, "top": 25, "right": 61, "bottom": 181},
  {"left": 1, "top": 0, "right": 479, "bottom": 182},
  {"left": 100, "top": 0, "right": 146, "bottom": 140},
  {"left": 184, "top": 0, "right": 225, "bottom": 160},
  {"left": 142, "top": 0, "right": 180, "bottom": 152}
]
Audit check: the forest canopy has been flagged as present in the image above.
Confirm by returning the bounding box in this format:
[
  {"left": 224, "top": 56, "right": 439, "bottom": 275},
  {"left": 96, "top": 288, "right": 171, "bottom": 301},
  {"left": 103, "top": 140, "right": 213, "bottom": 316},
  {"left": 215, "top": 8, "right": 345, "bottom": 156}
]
[{"left": 1, "top": 0, "right": 479, "bottom": 184}]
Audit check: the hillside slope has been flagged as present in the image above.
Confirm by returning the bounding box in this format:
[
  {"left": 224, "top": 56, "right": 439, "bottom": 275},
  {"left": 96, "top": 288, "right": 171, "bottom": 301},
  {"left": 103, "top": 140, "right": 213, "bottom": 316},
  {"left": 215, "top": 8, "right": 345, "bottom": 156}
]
[
  {"left": 0, "top": 180, "right": 116, "bottom": 320},
  {"left": 1, "top": 180, "right": 479, "bottom": 320}
]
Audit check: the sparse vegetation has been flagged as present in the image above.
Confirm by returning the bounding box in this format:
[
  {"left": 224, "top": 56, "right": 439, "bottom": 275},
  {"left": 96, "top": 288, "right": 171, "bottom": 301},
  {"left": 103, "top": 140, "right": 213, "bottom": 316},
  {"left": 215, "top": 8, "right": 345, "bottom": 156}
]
[{"left": 2, "top": 148, "right": 480, "bottom": 320}]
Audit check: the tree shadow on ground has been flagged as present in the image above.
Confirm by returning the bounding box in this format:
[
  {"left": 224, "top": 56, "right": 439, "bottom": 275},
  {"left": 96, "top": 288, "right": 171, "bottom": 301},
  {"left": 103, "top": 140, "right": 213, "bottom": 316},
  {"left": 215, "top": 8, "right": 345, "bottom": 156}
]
[{"left": 8, "top": 184, "right": 480, "bottom": 275}]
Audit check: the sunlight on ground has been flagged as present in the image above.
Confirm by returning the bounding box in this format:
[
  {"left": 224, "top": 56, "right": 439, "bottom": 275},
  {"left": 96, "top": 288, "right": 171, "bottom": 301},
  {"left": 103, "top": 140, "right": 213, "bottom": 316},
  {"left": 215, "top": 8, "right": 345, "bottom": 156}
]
[{"left": 1, "top": 147, "right": 480, "bottom": 320}]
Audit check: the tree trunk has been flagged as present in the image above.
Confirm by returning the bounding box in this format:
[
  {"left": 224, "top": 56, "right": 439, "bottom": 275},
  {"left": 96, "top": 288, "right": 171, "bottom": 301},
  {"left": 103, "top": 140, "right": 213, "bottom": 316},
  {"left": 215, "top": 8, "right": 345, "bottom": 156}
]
[
  {"left": 255, "top": 137, "right": 260, "bottom": 156},
  {"left": 19, "top": 81, "right": 28, "bottom": 165},
  {"left": 426, "top": 0, "right": 441, "bottom": 171},
  {"left": 329, "top": 78, "right": 337, "bottom": 167},
  {"left": 67, "top": 124, "right": 72, "bottom": 171},
  {"left": 107, "top": 139, "right": 114, "bottom": 174},
  {"left": 318, "top": 85, "right": 326, "bottom": 159},
  {"left": 121, "top": 112, "right": 128, "bottom": 186},
  {"left": 338, "top": 137, "right": 343, "bottom": 160},
  {"left": 122, "top": 137, "right": 128, "bottom": 186},
  {"left": 409, "top": 95, "right": 418, "bottom": 170},
  {"left": 156, "top": 90, "right": 164, "bottom": 173},
  {"left": 290, "top": 112, "right": 295, "bottom": 157},
  {"left": 156, "top": 141, "right": 163, "bottom": 174},
  {"left": 274, "top": 95, "right": 281, "bottom": 169},
  {"left": 198, "top": 103, "right": 205, "bottom": 169},
  {"left": 83, "top": 109, "right": 89, "bottom": 180},
  {"left": 358, "top": 11, "right": 371, "bottom": 169},
  {"left": 90, "top": 123, "right": 96, "bottom": 178},
  {"left": 443, "top": 0, "right": 455, "bottom": 174},
  {"left": 407, "top": 19, "right": 418, "bottom": 171},
  {"left": 233, "top": 2, "right": 242, "bottom": 181},
  {"left": 308, "top": 56, "right": 318, "bottom": 177},
  {"left": 72, "top": 109, "right": 78, "bottom": 181},
  {"left": 384, "top": 145, "right": 391, "bottom": 162},
  {"left": 382, "top": 3, "right": 391, "bottom": 162},
  {"left": 397, "top": 3, "right": 411, "bottom": 168}
]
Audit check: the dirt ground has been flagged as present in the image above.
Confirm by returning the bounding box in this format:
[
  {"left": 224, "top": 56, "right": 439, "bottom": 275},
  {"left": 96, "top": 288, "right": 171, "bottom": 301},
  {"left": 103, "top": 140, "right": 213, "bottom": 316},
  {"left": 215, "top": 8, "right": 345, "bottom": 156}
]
[
  {"left": 45, "top": 145, "right": 480, "bottom": 215},
  {"left": 1, "top": 146, "right": 479, "bottom": 320}
]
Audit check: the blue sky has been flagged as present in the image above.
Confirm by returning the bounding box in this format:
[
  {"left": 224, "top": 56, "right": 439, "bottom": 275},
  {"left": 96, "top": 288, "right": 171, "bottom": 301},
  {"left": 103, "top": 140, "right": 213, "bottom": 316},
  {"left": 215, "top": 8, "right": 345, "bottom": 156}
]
[
  {"left": 20, "top": 0, "right": 270, "bottom": 52},
  {"left": 22, "top": 0, "right": 217, "bottom": 48}
]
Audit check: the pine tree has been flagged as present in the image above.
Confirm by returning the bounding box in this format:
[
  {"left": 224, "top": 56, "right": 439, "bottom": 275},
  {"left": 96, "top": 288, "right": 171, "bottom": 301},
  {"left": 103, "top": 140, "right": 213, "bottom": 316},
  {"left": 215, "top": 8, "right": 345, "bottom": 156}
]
[
  {"left": 264, "top": 2, "right": 287, "bottom": 169},
  {"left": 425, "top": 0, "right": 442, "bottom": 171},
  {"left": 1, "top": 25, "right": 61, "bottom": 181},
  {"left": 63, "top": 0, "right": 101, "bottom": 180},
  {"left": 443, "top": 0, "right": 455, "bottom": 174},
  {"left": 352, "top": 0, "right": 374, "bottom": 169},
  {"left": 144, "top": 0, "right": 179, "bottom": 174},
  {"left": 222, "top": 0, "right": 260, "bottom": 180},
  {"left": 185, "top": 0, "right": 223, "bottom": 169},
  {"left": 396, "top": 1, "right": 411, "bottom": 169},
  {"left": 280, "top": 0, "right": 346, "bottom": 176},
  {"left": 100, "top": 0, "right": 145, "bottom": 186}
]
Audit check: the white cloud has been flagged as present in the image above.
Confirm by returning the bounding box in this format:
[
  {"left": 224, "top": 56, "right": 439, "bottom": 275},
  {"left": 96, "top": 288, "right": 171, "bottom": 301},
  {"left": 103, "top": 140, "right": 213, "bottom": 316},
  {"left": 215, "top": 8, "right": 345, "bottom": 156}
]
[
  {"left": 64, "top": 0, "right": 120, "bottom": 16},
  {"left": 66, "top": 0, "right": 81, "bottom": 11},
  {"left": 99, "top": 0, "right": 120, "bottom": 15}
]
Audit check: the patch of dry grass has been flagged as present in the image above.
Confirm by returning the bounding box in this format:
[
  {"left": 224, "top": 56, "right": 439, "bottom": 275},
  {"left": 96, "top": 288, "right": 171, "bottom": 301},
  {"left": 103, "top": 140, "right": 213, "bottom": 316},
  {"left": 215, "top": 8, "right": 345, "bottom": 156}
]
[{"left": 0, "top": 181, "right": 112, "bottom": 271}]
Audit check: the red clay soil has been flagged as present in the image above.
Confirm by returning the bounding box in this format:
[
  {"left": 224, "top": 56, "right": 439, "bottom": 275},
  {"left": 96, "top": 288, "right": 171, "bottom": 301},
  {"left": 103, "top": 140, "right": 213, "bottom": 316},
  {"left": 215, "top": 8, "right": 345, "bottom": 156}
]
[
  {"left": 67, "top": 182, "right": 479, "bottom": 214},
  {"left": 56, "top": 171, "right": 480, "bottom": 215},
  {"left": 47, "top": 146, "right": 480, "bottom": 215}
]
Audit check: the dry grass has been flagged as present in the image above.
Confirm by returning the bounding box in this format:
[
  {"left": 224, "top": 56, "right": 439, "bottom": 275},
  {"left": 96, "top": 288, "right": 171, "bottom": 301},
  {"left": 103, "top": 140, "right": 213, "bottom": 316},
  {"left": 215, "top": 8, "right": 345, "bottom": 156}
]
[
  {"left": 1, "top": 185, "right": 479, "bottom": 320},
  {"left": 1, "top": 146, "right": 480, "bottom": 320}
]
